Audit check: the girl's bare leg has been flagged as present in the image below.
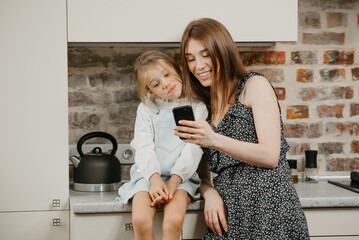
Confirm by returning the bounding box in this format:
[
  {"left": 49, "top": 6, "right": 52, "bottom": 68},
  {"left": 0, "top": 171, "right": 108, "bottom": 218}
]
[
  {"left": 161, "top": 190, "right": 191, "bottom": 240},
  {"left": 132, "top": 192, "right": 157, "bottom": 240}
]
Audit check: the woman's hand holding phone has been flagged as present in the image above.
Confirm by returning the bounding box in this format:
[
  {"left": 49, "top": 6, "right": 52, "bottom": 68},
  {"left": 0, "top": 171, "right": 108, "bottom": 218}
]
[
  {"left": 172, "top": 104, "right": 218, "bottom": 147},
  {"left": 174, "top": 119, "right": 217, "bottom": 148}
]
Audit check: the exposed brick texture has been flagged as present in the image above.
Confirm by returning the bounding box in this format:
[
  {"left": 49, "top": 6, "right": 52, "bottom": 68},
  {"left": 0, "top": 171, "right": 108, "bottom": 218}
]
[
  {"left": 299, "top": 0, "right": 358, "bottom": 10},
  {"left": 291, "top": 51, "right": 318, "bottom": 64},
  {"left": 287, "top": 105, "right": 309, "bottom": 119},
  {"left": 240, "top": 51, "right": 285, "bottom": 66},
  {"left": 68, "top": 91, "right": 109, "bottom": 107},
  {"left": 317, "top": 105, "right": 344, "bottom": 118},
  {"left": 352, "top": 67, "right": 359, "bottom": 80},
  {"left": 274, "top": 87, "right": 285, "bottom": 100},
  {"left": 303, "top": 32, "right": 345, "bottom": 45},
  {"left": 331, "top": 87, "right": 354, "bottom": 99},
  {"left": 121, "top": 165, "right": 132, "bottom": 180},
  {"left": 327, "top": 157, "right": 359, "bottom": 171},
  {"left": 69, "top": 112, "right": 101, "bottom": 130},
  {"left": 318, "top": 142, "right": 344, "bottom": 155},
  {"left": 299, "top": 12, "right": 321, "bottom": 28},
  {"left": 298, "top": 87, "right": 328, "bottom": 101},
  {"left": 287, "top": 142, "right": 310, "bottom": 155},
  {"left": 327, "top": 12, "right": 347, "bottom": 28},
  {"left": 325, "top": 122, "right": 359, "bottom": 136},
  {"left": 319, "top": 68, "right": 345, "bottom": 82},
  {"left": 296, "top": 69, "right": 313, "bottom": 83},
  {"left": 250, "top": 69, "right": 284, "bottom": 82},
  {"left": 352, "top": 141, "right": 359, "bottom": 153},
  {"left": 350, "top": 103, "right": 359, "bottom": 116},
  {"left": 323, "top": 50, "right": 354, "bottom": 65},
  {"left": 284, "top": 123, "right": 322, "bottom": 138},
  {"left": 68, "top": 47, "right": 111, "bottom": 68},
  {"left": 284, "top": 124, "right": 308, "bottom": 138},
  {"left": 68, "top": 73, "right": 87, "bottom": 88}
]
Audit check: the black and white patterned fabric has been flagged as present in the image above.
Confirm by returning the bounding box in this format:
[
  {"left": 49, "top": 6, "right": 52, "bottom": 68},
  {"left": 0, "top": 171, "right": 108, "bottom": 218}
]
[{"left": 202, "top": 72, "right": 309, "bottom": 239}]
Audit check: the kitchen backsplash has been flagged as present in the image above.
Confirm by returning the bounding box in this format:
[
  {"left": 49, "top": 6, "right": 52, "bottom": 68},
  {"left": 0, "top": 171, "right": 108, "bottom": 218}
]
[{"left": 68, "top": 0, "right": 359, "bottom": 179}]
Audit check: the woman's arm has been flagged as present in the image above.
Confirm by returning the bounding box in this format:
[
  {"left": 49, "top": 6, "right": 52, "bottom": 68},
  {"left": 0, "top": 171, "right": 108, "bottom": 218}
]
[
  {"left": 174, "top": 76, "right": 281, "bottom": 169},
  {"left": 197, "top": 156, "right": 228, "bottom": 236}
]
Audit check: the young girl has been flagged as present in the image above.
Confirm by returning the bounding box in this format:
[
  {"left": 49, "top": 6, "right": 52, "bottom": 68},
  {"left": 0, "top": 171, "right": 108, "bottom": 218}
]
[
  {"left": 117, "top": 50, "right": 207, "bottom": 240},
  {"left": 175, "top": 18, "right": 309, "bottom": 239}
]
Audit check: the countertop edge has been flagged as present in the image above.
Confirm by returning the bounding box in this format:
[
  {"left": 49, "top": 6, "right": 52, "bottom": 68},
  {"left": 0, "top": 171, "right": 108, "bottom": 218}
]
[{"left": 70, "top": 180, "right": 359, "bottom": 214}]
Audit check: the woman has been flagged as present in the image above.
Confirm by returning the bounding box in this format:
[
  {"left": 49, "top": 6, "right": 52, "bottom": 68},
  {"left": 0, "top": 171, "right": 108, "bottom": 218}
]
[{"left": 174, "top": 18, "right": 309, "bottom": 239}]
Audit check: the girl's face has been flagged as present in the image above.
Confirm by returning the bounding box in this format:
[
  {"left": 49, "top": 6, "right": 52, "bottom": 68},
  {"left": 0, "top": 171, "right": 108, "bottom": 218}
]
[
  {"left": 145, "top": 60, "right": 183, "bottom": 100},
  {"left": 185, "top": 39, "right": 214, "bottom": 87}
]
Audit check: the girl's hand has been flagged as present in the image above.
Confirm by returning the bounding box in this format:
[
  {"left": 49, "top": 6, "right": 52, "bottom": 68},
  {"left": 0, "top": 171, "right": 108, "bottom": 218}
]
[
  {"left": 166, "top": 174, "right": 182, "bottom": 200},
  {"left": 149, "top": 173, "right": 169, "bottom": 207},
  {"left": 174, "top": 120, "right": 217, "bottom": 148},
  {"left": 203, "top": 187, "right": 228, "bottom": 236}
]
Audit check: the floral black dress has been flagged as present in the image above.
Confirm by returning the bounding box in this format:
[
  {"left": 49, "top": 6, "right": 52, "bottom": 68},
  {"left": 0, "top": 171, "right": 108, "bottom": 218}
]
[{"left": 203, "top": 72, "right": 309, "bottom": 239}]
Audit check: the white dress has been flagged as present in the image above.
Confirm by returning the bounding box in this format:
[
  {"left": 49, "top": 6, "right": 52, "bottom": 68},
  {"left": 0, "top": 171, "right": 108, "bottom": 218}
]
[{"left": 117, "top": 97, "right": 208, "bottom": 203}]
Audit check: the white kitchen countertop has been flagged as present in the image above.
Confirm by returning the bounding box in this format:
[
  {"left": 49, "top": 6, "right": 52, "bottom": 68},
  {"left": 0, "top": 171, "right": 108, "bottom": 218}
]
[{"left": 70, "top": 179, "right": 359, "bottom": 214}]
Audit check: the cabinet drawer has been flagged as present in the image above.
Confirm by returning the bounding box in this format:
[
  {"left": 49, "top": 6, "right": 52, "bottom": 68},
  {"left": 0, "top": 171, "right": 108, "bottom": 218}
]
[
  {"left": 71, "top": 212, "right": 163, "bottom": 240},
  {"left": 182, "top": 211, "right": 207, "bottom": 240},
  {"left": 0, "top": 211, "right": 69, "bottom": 240},
  {"left": 304, "top": 208, "right": 359, "bottom": 237}
]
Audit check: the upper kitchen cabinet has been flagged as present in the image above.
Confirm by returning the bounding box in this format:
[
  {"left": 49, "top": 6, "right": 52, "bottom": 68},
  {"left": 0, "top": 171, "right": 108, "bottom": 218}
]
[
  {"left": 1, "top": 0, "right": 69, "bottom": 238},
  {"left": 0, "top": 0, "right": 68, "bottom": 213},
  {"left": 67, "top": 0, "right": 298, "bottom": 43}
]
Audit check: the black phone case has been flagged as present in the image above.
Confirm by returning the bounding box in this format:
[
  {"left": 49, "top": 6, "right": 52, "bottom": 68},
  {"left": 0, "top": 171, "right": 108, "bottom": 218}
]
[{"left": 172, "top": 105, "right": 195, "bottom": 126}]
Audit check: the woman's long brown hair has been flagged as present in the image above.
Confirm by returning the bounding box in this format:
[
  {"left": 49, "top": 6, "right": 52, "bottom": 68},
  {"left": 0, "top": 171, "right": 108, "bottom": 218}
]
[{"left": 180, "top": 18, "right": 248, "bottom": 123}]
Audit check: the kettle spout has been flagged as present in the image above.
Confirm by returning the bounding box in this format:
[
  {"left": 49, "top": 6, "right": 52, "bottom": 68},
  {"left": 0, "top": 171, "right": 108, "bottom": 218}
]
[{"left": 69, "top": 155, "right": 80, "bottom": 168}]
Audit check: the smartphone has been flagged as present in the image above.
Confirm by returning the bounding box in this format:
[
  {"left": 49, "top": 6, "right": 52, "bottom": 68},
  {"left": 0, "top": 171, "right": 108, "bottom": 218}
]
[
  {"left": 172, "top": 105, "right": 195, "bottom": 140},
  {"left": 172, "top": 105, "right": 195, "bottom": 126}
]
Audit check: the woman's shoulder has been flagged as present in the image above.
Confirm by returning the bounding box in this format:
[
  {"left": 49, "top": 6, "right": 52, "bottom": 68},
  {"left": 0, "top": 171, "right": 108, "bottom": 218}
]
[
  {"left": 241, "top": 72, "right": 276, "bottom": 107},
  {"left": 244, "top": 72, "right": 271, "bottom": 91},
  {"left": 244, "top": 72, "right": 265, "bottom": 80},
  {"left": 239, "top": 72, "right": 269, "bottom": 95}
]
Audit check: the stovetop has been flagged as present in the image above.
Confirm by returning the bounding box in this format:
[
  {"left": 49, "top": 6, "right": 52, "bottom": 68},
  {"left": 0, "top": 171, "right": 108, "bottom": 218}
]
[{"left": 328, "top": 180, "right": 359, "bottom": 194}]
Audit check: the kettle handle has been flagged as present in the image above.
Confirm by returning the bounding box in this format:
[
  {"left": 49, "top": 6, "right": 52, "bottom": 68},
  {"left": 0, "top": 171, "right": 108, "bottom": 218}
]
[{"left": 77, "top": 131, "right": 118, "bottom": 157}]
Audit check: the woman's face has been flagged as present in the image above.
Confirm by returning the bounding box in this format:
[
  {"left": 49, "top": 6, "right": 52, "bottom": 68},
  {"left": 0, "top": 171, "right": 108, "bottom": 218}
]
[{"left": 185, "top": 39, "right": 214, "bottom": 87}]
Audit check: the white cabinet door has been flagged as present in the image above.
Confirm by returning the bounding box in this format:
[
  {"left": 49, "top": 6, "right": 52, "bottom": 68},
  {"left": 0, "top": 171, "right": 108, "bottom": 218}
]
[
  {"left": 0, "top": 0, "right": 68, "bottom": 212},
  {"left": 70, "top": 212, "right": 164, "bottom": 240},
  {"left": 182, "top": 211, "right": 207, "bottom": 240},
  {"left": 68, "top": 0, "right": 297, "bottom": 43},
  {"left": 0, "top": 211, "right": 69, "bottom": 240},
  {"left": 304, "top": 208, "right": 359, "bottom": 237}
]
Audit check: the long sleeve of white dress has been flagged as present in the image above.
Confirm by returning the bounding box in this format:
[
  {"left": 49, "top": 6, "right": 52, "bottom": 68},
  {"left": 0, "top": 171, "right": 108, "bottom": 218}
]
[
  {"left": 130, "top": 103, "right": 161, "bottom": 181},
  {"left": 170, "top": 101, "right": 208, "bottom": 182}
]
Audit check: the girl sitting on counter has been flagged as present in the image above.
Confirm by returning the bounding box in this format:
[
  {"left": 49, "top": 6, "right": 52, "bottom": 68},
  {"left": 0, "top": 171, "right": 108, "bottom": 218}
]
[{"left": 117, "top": 50, "right": 207, "bottom": 240}]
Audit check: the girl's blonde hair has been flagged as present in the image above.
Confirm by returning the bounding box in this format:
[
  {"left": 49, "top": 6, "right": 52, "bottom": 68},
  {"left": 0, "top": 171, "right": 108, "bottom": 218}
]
[
  {"left": 180, "top": 18, "right": 248, "bottom": 120},
  {"left": 134, "top": 50, "right": 183, "bottom": 105}
]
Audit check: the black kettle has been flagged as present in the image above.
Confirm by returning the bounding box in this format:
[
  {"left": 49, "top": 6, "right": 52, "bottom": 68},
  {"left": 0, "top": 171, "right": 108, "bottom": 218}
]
[{"left": 70, "top": 131, "right": 122, "bottom": 192}]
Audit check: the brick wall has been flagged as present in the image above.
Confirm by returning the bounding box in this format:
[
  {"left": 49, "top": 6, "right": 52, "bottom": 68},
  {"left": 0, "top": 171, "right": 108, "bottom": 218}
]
[{"left": 68, "top": 0, "right": 359, "bottom": 176}]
